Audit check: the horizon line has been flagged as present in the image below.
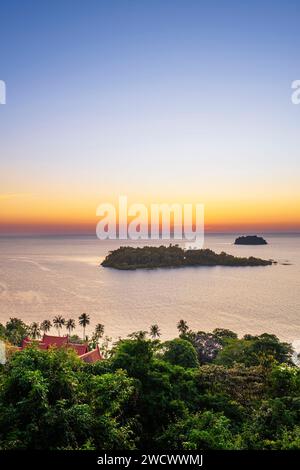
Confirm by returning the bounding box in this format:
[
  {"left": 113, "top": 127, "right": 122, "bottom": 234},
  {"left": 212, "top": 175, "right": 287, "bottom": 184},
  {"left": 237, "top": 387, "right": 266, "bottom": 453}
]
[{"left": 1, "top": 230, "right": 299, "bottom": 238}]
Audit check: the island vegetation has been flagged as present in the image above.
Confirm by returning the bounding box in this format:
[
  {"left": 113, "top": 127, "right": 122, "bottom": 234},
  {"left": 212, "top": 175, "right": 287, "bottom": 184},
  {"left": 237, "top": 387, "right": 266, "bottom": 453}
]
[
  {"left": 0, "top": 316, "right": 299, "bottom": 450},
  {"left": 101, "top": 245, "right": 273, "bottom": 270},
  {"left": 234, "top": 235, "right": 268, "bottom": 245}
]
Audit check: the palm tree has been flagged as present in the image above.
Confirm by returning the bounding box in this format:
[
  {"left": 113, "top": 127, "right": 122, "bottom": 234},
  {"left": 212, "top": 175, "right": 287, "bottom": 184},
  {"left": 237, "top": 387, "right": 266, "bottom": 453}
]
[
  {"left": 66, "top": 318, "right": 76, "bottom": 336},
  {"left": 177, "top": 319, "right": 189, "bottom": 336},
  {"left": 40, "top": 319, "right": 52, "bottom": 335},
  {"left": 94, "top": 323, "right": 104, "bottom": 340},
  {"left": 29, "top": 322, "right": 41, "bottom": 340},
  {"left": 150, "top": 324, "right": 161, "bottom": 339},
  {"left": 53, "top": 316, "right": 65, "bottom": 336},
  {"left": 128, "top": 330, "right": 148, "bottom": 340},
  {"left": 78, "top": 313, "right": 90, "bottom": 340},
  {"left": 89, "top": 324, "right": 104, "bottom": 349}
]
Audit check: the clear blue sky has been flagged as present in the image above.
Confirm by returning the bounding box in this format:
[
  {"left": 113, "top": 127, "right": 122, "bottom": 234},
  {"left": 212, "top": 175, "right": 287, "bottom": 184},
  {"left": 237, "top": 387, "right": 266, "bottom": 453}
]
[{"left": 0, "top": 0, "right": 300, "bottom": 232}]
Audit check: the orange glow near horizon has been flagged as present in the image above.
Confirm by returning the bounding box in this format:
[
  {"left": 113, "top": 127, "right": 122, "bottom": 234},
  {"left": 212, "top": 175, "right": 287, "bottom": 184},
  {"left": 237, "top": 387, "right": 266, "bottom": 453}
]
[{"left": 1, "top": 192, "right": 300, "bottom": 234}]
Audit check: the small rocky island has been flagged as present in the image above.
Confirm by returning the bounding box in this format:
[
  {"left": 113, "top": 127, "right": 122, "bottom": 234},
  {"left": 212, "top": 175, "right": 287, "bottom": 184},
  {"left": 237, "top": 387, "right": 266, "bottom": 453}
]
[
  {"left": 234, "top": 235, "right": 267, "bottom": 245},
  {"left": 101, "top": 245, "right": 273, "bottom": 270}
]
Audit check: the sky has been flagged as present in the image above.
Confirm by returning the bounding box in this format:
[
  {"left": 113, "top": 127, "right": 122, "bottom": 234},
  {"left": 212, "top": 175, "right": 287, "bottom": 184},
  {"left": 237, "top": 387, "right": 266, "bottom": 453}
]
[{"left": 0, "top": 0, "right": 300, "bottom": 234}]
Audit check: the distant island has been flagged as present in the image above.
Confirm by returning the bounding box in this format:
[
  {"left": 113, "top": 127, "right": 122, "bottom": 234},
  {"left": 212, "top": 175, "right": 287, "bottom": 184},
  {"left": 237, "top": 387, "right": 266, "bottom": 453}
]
[
  {"left": 101, "top": 245, "right": 273, "bottom": 270},
  {"left": 234, "top": 235, "right": 267, "bottom": 245}
]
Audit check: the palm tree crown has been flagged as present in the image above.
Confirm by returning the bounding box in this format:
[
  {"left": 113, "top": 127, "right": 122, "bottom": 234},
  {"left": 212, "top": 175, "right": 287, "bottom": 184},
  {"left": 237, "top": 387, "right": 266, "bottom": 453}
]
[
  {"left": 78, "top": 313, "right": 90, "bottom": 340},
  {"left": 29, "top": 322, "right": 41, "bottom": 340},
  {"left": 40, "top": 319, "right": 52, "bottom": 334},
  {"left": 66, "top": 318, "right": 76, "bottom": 336},
  {"left": 150, "top": 324, "right": 161, "bottom": 339},
  {"left": 177, "top": 319, "right": 189, "bottom": 336},
  {"left": 94, "top": 323, "right": 104, "bottom": 340},
  {"left": 128, "top": 330, "right": 148, "bottom": 340},
  {"left": 53, "top": 316, "right": 65, "bottom": 336}
]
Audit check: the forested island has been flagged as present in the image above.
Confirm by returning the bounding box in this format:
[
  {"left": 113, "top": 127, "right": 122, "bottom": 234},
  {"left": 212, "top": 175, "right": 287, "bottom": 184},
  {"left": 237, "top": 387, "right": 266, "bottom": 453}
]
[
  {"left": 101, "top": 245, "right": 273, "bottom": 270},
  {"left": 0, "top": 317, "right": 299, "bottom": 450},
  {"left": 235, "top": 235, "right": 268, "bottom": 245}
]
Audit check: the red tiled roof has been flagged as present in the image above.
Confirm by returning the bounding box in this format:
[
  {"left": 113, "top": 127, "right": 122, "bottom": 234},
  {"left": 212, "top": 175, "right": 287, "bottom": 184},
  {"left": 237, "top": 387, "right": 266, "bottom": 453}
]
[
  {"left": 22, "top": 337, "right": 40, "bottom": 348},
  {"left": 42, "top": 334, "right": 68, "bottom": 347},
  {"left": 80, "top": 346, "right": 102, "bottom": 363},
  {"left": 21, "top": 337, "right": 31, "bottom": 348},
  {"left": 68, "top": 343, "right": 88, "bottom": 355},
  {"left": 19, "top": 334, "right": 103, "bottom": 363}
]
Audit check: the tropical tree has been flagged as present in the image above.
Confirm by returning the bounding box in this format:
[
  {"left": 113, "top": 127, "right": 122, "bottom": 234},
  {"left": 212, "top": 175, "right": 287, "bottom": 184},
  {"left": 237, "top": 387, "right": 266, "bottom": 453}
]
[
  {"left": 150, "top": 324, "right": 161, "bottom": 339},
  {"left": 162, "top": 338, "right": 199, "bottom": 368},
  {"left": 29, "top": 322, "right": 41, "bottom": 340},
  {"left": 215, "top": 334, "right": 293, "bottom": 367},
  {"left": 157, "top": 411, "right": 236, "bottom": 450},
  {"left": 66, "top": 319, "right": 76, "bottom": 336},
  {"left": 112, "top": 336, "right": 154, "bottom": 378},
  {"left": 0, "top": 346, "right": 137, "bottom": 450},
  {"left": 128, "top": 330, "right": 148, "bottom": 340},
  {"left": 188, "top": 331, "right": 223, "bottom": 364},
  {"left": 94, "top": 323, "right": 105, "bottom": 340},
  {"left": 40, "top": 320, "right": 52, "bottom": 335},
  {"left": 53, "top": 316, "right": 65, "bottom": 336},
  {"left": 177, "top": 319, "right": 189, "bottom": 336},
  {"left": 5, "top": 318, "right": 28, "bottom": 346},
  {"left": 89, "top": 324, "right": 105, "bottom": 350},
  {"left": 98, "top": 335, "right": 112, "bottom": 359},
  {"left": 78, "top": 313, "right": 90, "bottom": 340}
]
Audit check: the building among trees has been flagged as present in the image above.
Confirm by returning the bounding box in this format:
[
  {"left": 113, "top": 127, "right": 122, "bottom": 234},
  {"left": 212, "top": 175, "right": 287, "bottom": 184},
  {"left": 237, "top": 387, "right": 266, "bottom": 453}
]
[{"left": 19, "top": 334, "right": 102, "bottom": 363}]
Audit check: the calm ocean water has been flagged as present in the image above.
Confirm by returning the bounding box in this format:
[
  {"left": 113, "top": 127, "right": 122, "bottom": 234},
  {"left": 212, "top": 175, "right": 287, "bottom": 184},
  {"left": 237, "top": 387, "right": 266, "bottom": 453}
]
[{"left": 0, "top": 234, "right": 299, "bottom": 351}]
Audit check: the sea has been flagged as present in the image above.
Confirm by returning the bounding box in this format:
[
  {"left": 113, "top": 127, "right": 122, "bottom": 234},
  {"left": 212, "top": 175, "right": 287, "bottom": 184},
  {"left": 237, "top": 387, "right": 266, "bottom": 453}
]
[{"left": 0, "top": 233, "right": 299, "bottom": 354}]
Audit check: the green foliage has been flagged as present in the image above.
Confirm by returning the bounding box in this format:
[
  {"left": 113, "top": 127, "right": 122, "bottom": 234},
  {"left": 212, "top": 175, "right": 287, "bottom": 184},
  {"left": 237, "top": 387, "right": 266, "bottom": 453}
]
[
  {"left": 111, "top": 337, "right": 154, "bottom": 379},
  {"left": 162, "top": 338, "right": 199, "bottom": 369},
  {"left": 0, "top": 322, "right": 298, "bottom": 450},
  {"left": 4, "top": 318, "right": 28, "bottom": 346},
  {"left": 0, "top": 323, "right": 6, "bottom": 340},
  {"left": 213, "top": 328, "right": 238, "bottom": 343},
  {"left": 197, "top": 364, "right": 266, "bottom": 406},
  {"left": 157, "top": 411, "right": 238, "bottom": 450},
  {"left": 239, "top": 397, "right": 300, "bottom": 449},
  {"left": 279, "top": 426, "right": 300, "bottom": 449},
  {"left": 215, "top": 334, "right": 293, "bottom": 367},
  {"left": 0, "top": 346, "right": 136, "bottom": 450},
  {"left": 268, "top": 364, "right": 300, "bottom": 396}
]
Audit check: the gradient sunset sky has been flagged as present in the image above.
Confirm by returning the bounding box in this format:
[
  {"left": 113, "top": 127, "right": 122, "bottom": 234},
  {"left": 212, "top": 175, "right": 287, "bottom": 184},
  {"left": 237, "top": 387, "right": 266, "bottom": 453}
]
[{"left": 0, "top": 0, "right": 300, "bottom": 234}]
